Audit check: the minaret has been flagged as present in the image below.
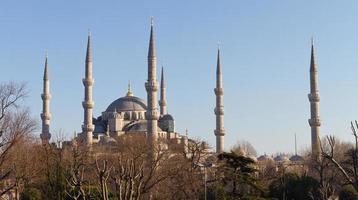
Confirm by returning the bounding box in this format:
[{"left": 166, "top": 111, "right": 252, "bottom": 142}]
[
  {"left": 82, "top": 32, "right": 95, "bottom": 146},
  {"left": 145, "top": 18, "right": 160, "bottom": 145},
  {"left": 40, "top": 54, "right": 52, "bottom": 144},
  {"left": 214, "top": 48, "right": 225, "bottom": 153},
  {"left": 308, "top": 39, "right": 321, "bottom": 160},
  {"left": 159, "top": 66, "right": 167, "bottom": 115}
]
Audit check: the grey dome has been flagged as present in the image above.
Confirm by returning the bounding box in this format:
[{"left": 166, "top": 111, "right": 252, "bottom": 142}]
[
  {"left": 289, "top": 154, "right": 305, "bottom": 162},
  {"left": 274, "top": 154, "right": 289, "bottom": 162},
  {"left": 160, "top": 114, "right": 174, "bottom": 121},
  {"left": 257, "top": 154, "right": 273, "bottom": 161},
  {"left": 106, "top": 96, "right": 147, "bottom": 112}
]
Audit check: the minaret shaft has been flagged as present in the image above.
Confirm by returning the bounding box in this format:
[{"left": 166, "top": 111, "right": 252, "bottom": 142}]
[
  {"left": 308, "top": 43, "right": 321, "bottom": 160},
  {"left": 214, "top": 49, "right": 225, "bottom": 153},
  {"left": 145, "top": 19, "right": 159, "bottom": 144},
  {"left": 159, "top": 67, "right": 167, "bottom": 115},
  {"left": 40, "top": 56, "right": 51, "bottom": 144},
  {"left": 82, "top": 34, "right": 94, "bottom": 146}
]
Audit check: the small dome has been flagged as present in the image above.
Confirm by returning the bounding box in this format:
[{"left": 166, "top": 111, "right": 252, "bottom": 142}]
[
  {"left": 289, "top": 154, "right": 305, "bottom": 162},
  {"left": 257, "top": 154, "right": 273, "bottom": 162},
  {"left": 106, "top": 96, "right": 147, "bottom": 112},
  {"left": 274, "top": 154, "right": 289, "bottom": 162},
  {"left": 160, "top": 114, "right": 174, "bottom": 121}
]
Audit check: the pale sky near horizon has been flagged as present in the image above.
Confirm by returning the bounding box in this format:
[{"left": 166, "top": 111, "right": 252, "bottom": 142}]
[{"left": 1, "top": 0, "right": 358, "bottom": 155}]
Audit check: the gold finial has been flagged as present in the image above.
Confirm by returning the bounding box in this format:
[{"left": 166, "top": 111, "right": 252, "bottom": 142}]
[{"left": 126, "top": 80, "right": 133, "bottom": 96}]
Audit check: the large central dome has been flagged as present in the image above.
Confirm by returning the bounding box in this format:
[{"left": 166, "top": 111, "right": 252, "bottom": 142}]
[{"left": 106, "top": 96, "right": 147, "bottom": 112}]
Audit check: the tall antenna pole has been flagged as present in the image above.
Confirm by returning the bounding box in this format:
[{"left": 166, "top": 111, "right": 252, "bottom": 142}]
[{"left": 295, "top": 133, "right": 297, "bottom": 156}]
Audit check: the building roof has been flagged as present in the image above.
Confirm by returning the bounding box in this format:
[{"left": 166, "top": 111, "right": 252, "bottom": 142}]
[
  {"left": 289, "top": 154, "right": 305, "bottom": 162},
  {"left": 257, "top": 154, "right": 273, "bottom": 161},
  {"left": 274, "top": 154, "right": 289, "bottom": 162},
  {"left": 106, "top": 96, "right": 147, "bottom": 112}
]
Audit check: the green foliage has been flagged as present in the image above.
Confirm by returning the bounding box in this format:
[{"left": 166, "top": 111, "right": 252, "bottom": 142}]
[
  {"left": 268, "top": 173, "right": 320, "bottom": 200},
  {"left": 339, "top": 185, "right": 358, "bottom": 200},
  {"left": 213, "top": 151, "right": 265, "bottom": 199}
]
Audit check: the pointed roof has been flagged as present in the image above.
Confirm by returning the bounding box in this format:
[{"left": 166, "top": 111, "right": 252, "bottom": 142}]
[
  {"left": 43, "top": 54, "right": 49, "bottom": 80},
  {"left": 216, "top": 48, "right": 221, "bottom": 75},
  {"left": 148, "top": 17, "right": 156, "bottom": 58},
  {"left": 310, "top": 38, "right": 317, "bottom": 72},
  {"left": 216, "top": 47, "right": 222, "bottom": 88},
  {"left": 161, "top": 66, "right": 165, "bottom": 88},
  {"left": 86, "top": 30, "right": 92, "bottom": 63}
]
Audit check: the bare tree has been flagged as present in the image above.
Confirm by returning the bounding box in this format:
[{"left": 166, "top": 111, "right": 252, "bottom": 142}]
[
  {"left": 63, "top": 142, "right": 90, "bottom": 200},
  {"left": 95, "top": 158, "right": 111, "bottom": 200},
  {"left": 232, "top": 140, "right": 257, "bottom": 157},
  {"left": 322, "top": 121, "right": 358, "bottom": 191},
  {"left": 0, "top": 82, "right": 36, "bottom": 197}
]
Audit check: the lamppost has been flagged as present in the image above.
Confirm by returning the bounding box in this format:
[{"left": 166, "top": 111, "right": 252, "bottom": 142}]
[{"left": 196, "top": 162, "right": 214, "bottom": 200}]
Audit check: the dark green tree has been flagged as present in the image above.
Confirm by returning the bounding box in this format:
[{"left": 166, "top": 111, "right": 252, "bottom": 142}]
[
  {"left": 212, "top": 151, "right": 265, "bottom": 199},
  {"left": 269, "top": 173, "right": 320, "bottom": 200}
]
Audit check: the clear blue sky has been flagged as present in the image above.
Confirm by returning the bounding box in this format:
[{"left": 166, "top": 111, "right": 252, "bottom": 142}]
[{"left": 1, "top": 0, "right": 358, "bottom": 155}]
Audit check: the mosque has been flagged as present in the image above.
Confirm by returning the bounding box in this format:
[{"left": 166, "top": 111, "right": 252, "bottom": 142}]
[
  {"left": 39, "top": 19, "right": 320, "bottom": 162},
  {"left": 39, "top": 19, "right": 225, "bottom": 153}
]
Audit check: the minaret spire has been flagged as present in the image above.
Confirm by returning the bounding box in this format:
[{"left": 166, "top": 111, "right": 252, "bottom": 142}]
[
  {"left": 308, "top": 39, "right": 321, "bottom": 160},
  {"left": 82, "top": 32, "right": 95, "bottom": 146},
  {"left": 40, "top": 54, "right": 51, "bottom": 144},
  {"left": 159, "top": 66, "right": 167, "bottom": 115},
  {"left": 145, "top": 17, "right": 160, "bottom": 149},
  {"left": 214, "top": 47, "right": 225, "bottom": 153}
]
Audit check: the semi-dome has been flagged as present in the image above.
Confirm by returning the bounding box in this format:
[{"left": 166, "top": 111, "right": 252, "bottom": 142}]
[
  {"left": 106, "top": 96, "right": 147, "bottom": 112},
  {"left": 125, "top": 121, "right": 162, "bottom": 132}
]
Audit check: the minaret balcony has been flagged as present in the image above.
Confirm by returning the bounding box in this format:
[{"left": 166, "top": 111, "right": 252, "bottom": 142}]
[
  {"left": 40, "top": 132, "right": 51, "bottom": 140},
  {"left": 214, "top": 107, "right": 224, "bottom": 115},
  {"left": 41, "top": 113, "right": 51, "bottom": 120},
  {"left": 309, "top": 118, "right": 321, "bottom": 126},
  {"left": 159, "top": 100, "right": 167, "bottom": 106},
  {"left": 308, "top": 93, "right": 320, "bottom": 102},
  {"left": 214, "top": 88, "right": 224, "bottom": 95},
  {"left": 145, "top": 110, "right": 160, "bottom": 120},
  {"left": 82, "top": 124, "right": 95, "bottom": 132},
  {"left": 82, "top": 78, "right": 94, "bottom": 86},
  {"left": 41, "top": 93, "right": 52, "bottom": 100},
  {"left": 145, "top": 82, "right": 159, "bottom": 92},
  {"left": 82, "top": 101, "right": 94, "bottom": 109},
  {"left": 214, "top": 129, "right": 225, "bottom": 136}
]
